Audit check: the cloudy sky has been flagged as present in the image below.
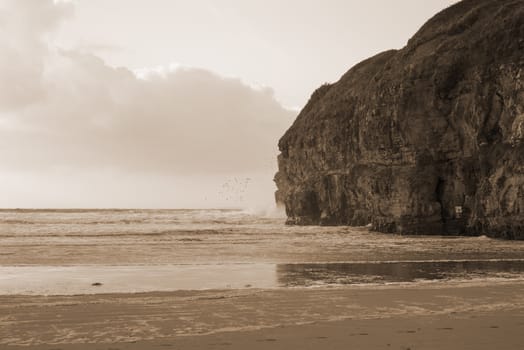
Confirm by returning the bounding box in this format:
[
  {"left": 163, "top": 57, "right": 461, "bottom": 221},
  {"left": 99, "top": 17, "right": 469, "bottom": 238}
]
[{"left": 0, "top": 0, "right": 456, "bottom": 209}]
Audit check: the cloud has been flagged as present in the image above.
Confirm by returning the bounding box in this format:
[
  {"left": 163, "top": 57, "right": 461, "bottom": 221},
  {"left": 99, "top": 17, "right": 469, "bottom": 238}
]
[
  {"left": 2, "top": 53, "right": 293, "bottom": 174},
  {"left": 0, "top": 0, "right": 295, "bottom": 207},
  {"left": 0, "top": 0, "right": 73, "bottom": 110}
]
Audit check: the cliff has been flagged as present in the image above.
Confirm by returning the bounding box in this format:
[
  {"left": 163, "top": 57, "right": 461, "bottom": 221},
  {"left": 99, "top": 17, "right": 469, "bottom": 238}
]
[{"left": 275, "top": 0, "right": 524, "bottom": 239}]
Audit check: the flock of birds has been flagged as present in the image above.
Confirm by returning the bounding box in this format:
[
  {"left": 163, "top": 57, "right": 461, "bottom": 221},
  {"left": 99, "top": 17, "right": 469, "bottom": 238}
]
[{"left": 217, "top": 177, "right": 252, "bottom": 203}]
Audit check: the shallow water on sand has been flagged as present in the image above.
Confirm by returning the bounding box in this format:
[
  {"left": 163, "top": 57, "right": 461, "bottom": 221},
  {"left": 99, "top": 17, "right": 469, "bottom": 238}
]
[{"left": 1, "top": 209, "right": 524, "bottom": 295}]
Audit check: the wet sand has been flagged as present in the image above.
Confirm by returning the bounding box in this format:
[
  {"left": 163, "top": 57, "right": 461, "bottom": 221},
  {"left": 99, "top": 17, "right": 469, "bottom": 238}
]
[
  {"left": 4, "top": 260, "right": 524, "bottom": 295},
  {"left": 3, "top": 281, "right": 524, "bottom": 349}
]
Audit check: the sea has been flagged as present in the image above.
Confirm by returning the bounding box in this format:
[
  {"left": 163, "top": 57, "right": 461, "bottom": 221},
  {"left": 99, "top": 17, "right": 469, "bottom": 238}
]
[{"left": 2, "top": 208, "right": 524, "bottom": 295}]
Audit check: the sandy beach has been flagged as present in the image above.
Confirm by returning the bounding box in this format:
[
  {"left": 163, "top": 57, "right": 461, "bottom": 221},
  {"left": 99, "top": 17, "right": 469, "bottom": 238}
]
[
  {"left": 3, "top": 210, "right": 524, "bottom": 349},
  {"left": 3, "top": 281, "right": 524, "bottom": 349}
]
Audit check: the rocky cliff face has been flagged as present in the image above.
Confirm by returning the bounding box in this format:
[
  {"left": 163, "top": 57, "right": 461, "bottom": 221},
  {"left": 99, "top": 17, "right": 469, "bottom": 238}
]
[{"left": 275, "top": 0, "right": 524, "bottom": 239}]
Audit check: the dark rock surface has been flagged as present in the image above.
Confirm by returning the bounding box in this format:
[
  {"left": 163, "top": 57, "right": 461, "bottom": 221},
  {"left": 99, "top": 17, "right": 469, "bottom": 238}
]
[{"left": 275, "top": 0, "right": 524, "bottom": 239}]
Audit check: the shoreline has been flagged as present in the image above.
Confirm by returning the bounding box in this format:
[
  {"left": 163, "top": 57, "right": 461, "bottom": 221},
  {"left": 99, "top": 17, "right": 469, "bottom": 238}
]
[
  {"left": 2, "top": 280, "right": 524, "bottom": 349},
  {"left": 7, "top": 311, "right": 520, "bottom": 350},
  {"left": 3, "top": 259, "right": 524, "bottom": 296}
]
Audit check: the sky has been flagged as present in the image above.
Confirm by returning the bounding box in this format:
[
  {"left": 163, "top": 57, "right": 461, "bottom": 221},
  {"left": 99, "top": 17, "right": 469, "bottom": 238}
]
[{"left": 0, "top": 0, "right": 457, "bottom": 209}]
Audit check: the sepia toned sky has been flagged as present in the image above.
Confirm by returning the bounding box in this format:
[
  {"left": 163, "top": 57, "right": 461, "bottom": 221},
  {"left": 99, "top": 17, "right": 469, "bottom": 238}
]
[{"left": 0, "top": 0, "right": 457, "bottom": 209}]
